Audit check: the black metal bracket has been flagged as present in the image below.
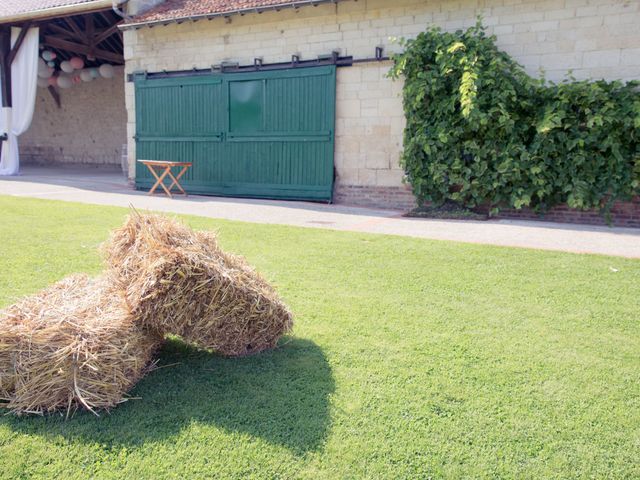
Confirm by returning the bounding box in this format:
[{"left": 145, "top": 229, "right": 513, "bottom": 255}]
[
  {"left": 254, "top": 57, "right": 263, "bottom": 69},
  {"left": 129, "top": 70, "right": 148, "bottom": 82},
  {"left": 375, "top": 46, "right": 384, "bottom": 60},
  {"left": 291, "top": 54, "right": 300, "bottom": 66},
  {"left": 220, "top": 61, "right": 239, "bottom": 72}
]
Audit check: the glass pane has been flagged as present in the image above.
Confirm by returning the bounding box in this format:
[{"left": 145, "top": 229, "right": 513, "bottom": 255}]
[{"left": 229, "top": 80, "right": 263, "bottom": 132}]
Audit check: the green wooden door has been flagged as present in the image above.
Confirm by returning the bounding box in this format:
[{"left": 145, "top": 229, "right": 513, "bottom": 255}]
[{"left": 135, "top": 66, "right": 336, "bottom": 201}]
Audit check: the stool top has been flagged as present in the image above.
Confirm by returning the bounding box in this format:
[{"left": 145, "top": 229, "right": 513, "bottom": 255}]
[{"left": 138, "top": 160, "right": 193, "bottom": 166}]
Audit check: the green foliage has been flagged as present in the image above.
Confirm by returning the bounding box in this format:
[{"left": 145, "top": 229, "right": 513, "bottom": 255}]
[{"left": 389, "top": 22, "right": 640, "bottom": 215}]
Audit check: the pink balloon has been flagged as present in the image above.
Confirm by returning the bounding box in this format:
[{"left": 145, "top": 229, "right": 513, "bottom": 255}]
[
  {"left": 48, "top": 76, "right": 57, "bottom": 86},
  {"left": 70, "top": 57, "right": 84, "bottom": 70},
  {"left": 72, "top": 74, "right": 82, "bottom": 84}
]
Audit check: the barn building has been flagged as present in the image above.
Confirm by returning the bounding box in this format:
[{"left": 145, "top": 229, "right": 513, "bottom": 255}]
[{"left": 1, "top": 0, "right": 638, "bottom": 216}]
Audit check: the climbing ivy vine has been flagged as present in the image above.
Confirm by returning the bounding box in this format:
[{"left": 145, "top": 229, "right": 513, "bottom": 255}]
[{"left": 389, "top": 22, "right": 640, "bottom": 216}]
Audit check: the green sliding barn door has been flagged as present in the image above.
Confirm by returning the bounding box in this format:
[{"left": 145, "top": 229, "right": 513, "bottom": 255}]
[{"left": 135, "top": 66, "right": 336, "bottom": 201}]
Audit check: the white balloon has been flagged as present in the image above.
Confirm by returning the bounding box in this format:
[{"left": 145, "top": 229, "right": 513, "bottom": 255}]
[
  {"left": 57, "top": 75, "right": 73, "bottom": 89},
  {"left": 80, "top": 69, "right": 93, "bottom": 82},
  {"left": 60, "top": 60, "right": 74, "bottom": 73},
  {"left": 99, "top": 63, "right": 115, "bottom": 79},
  {"left": 38, "top": 66, "right": 54, "bottom": 79},
  {"left": 37, "top": 59, "right": 49, "bottom": 77},
  {"left": 37, "top": 77, "right": 49, "bottom": 88}
]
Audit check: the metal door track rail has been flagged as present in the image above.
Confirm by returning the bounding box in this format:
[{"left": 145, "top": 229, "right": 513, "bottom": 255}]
[{"left": 127, "top": 49, "right": 390, "bottom": 82}]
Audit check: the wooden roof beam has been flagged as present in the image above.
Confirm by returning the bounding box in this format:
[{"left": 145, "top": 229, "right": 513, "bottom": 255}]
[
  {"left": 46, "top": 24, "right": 82, "bottom": 41},
  {"left": 43, "top": 35, "right": 123, "bottom": 63},
  {"left": 7, "top": 22, "right": 33, "bottom": 65},
  {"left": 93, "top": 23, "right": 120, "bottom": 45}
]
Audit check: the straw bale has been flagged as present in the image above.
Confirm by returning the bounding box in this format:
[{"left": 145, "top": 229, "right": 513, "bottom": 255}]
[
  {"left": 0, "top": 275, "right": 160, "bottom": 416},
  {"left": 103, "top": 213, "right": 293, "bottom": 357}
]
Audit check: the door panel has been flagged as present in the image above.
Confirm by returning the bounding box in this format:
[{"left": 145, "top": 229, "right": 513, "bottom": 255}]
[{"left": 135, "top": 66, "right": 336, "bottom": 201}]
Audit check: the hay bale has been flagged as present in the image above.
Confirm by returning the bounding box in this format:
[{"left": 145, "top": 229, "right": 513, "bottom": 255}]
[
  {"left": 0, "top": 334, "right": 15, "bottom": 402},
  {"left": 0, "top": 275, "right": 160, "bottom": 416},
  {"left": 103, "top": 213, "right": 293, "bottom": 357}
]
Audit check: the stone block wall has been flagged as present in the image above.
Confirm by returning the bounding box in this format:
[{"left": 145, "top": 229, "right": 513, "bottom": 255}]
[
  {"left": 21, "top": 67, "right": 126, "bottom": 167},
  {"left": 123, "top": 0, "right": 640, "bottom": 212},
  {"left": 334, "top": 61, "right": 413, "bottom": 208}
]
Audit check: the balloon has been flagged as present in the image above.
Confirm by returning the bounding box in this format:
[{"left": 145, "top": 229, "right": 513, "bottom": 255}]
[
  {"left": 99, "top": 63, "right": 114, "bottom": 79},
  {"left": 57, "top": 75, "right": 72, "bottom": 89},
  {"left": 70, "top": 57, "right": 84, "bottom": 70},
  {"left": 89, "top": 68, "right": 100, "bottom": 79},
  {"left": 42, "top": 50, "right": 56, "bottom": 61},
  {"left": 72, "top": 74, "right": 82, "bottom": 85},
  {"left": 47, "top": 61, "right": 56, "bottom": 67},
  {"left": 48, "top": 76, "right": 58, "bottom": 87},
  {"left": 37, "top": 77, "right": 49, "bottom": 88},
  {"left": 80, "top": 69, "right": 93, "bottom": 82},
  {"left": 42, "top": 67, "right": 54, "bottom": 79},
  {"left": 60, "top": 61, "right": 74, "bottom": 73},
  {"left": 37, "top": 59, "right": 52, "bottom": 78}
]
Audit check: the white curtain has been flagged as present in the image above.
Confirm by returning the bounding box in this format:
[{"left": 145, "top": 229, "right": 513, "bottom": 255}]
[{"left": 0, "top": 27, "right": 39, "bottom": 176}]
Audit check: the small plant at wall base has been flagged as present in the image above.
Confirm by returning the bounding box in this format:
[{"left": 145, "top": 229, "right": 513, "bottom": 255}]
[{"left": 389, "top": 22, "right": 640, "bottom": 218}]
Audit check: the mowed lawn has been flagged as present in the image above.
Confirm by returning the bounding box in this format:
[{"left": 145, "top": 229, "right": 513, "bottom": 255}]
[{"left": 0, "top": 195, "right": 639, "bottom": 479}]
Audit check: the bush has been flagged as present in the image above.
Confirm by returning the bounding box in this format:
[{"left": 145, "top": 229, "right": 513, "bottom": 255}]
[{"left": 389, "top": 22, "right": 640, "bottom": 216}]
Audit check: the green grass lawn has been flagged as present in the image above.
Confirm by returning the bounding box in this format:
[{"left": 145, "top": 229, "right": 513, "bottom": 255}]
[{"left": 0, "top": 195, "right": 639, "bottom": 479}]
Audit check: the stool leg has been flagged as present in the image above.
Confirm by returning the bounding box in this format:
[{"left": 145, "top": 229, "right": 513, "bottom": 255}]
[
  {"left": 166, "top": 166, "right": 189, "bottom": 196},
  {"left": 147, "top": 165, "right": 163, "bottom": 195},
  {"left": 148, "top": 165, "right": 173, "bottom": 198}
]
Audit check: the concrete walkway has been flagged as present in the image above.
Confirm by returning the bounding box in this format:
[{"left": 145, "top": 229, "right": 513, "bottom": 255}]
[{"left": 1, "top": 166, "right": 639, "bottom": 258}]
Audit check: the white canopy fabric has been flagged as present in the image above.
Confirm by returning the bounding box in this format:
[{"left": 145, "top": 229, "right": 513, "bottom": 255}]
[{"left": 0, "top": 27, "right": 39, "bottom": 176}]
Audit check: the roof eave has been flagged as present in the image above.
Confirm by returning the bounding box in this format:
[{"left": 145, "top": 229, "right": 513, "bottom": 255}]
[
  {"left": 0, "top": 0, "right": 114, "bottom": 25},
  {"left": 120, "top": 0, "right": 341, "bottom": 31}
]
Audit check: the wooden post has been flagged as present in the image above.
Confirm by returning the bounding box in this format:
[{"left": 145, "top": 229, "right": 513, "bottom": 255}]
[
  {"left": 47, "top": 85, "right": 61, "bottom": 108},
  {"left": 0, "top": 27, "right": 11, "bottom": 158},
  {"left": 0, "top": 27, "right": 11, "bottom": 108}
]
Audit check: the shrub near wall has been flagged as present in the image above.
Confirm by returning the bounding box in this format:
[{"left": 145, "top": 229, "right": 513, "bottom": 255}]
[{"left": 389, "top": 23, "right": 640, "bottom": 220}]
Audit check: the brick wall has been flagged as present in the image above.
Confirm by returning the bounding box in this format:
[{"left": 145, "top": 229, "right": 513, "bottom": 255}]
[
  {"left": 487, "top": 198, "right": 640, "bottom": 228},
  {"left": 124, "top": 0, "right": 640, "bottom": 217},
  {"left": 334, "top": 184, "right": 416, "bottom": 210},
  {"left": 21, "top": 67, "right": 126, "bottom": 167}
]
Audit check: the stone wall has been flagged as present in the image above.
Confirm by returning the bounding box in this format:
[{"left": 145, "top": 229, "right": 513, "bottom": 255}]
[
  {"left": 124, "top": 0, "right": 640, "bottom": 209},
  {"left": 334, "top": 61, "right": 410, "bottom": 207},
  {"left": 21, "top": 67, "right": 126, "bottom": 167}
]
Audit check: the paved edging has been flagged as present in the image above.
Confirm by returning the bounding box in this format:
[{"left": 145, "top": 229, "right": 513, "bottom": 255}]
[{"left": 2, "top": 168, "right": 639, "bottom": 258}]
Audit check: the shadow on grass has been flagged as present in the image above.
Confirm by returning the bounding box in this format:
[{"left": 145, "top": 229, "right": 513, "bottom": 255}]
[{"left": 3, "top": 337, "right": 334, "bottom": 454}]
